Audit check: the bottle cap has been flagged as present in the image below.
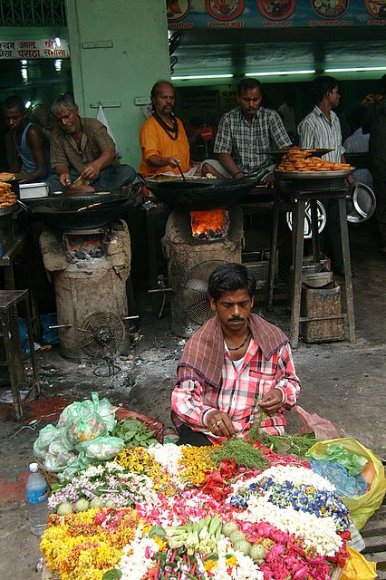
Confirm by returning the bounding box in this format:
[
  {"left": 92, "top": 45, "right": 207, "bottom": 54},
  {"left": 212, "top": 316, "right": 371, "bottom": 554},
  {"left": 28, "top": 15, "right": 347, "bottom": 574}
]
[{"left": 29, "top": 462, "right": 39, "bottom": 472}]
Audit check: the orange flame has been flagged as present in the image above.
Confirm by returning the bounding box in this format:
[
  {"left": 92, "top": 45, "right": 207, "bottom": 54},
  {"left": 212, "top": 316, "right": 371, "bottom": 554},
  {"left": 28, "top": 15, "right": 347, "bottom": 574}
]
[{"left": 190, "top": 209, "right": 228, "bottom": 237}]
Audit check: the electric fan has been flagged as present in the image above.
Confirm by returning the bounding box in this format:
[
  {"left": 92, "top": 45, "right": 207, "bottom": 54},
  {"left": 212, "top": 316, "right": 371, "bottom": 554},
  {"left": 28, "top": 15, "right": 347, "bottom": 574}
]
[
  {"left": 78, "top": 311, "right": 126, "bottom": 362},
  {"left": 180, "top": 259, "right": 228, "bottom": 325}
]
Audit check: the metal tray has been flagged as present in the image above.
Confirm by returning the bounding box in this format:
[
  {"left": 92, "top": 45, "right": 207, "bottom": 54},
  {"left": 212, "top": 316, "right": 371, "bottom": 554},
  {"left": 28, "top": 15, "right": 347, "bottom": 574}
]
[
  {"left": 0, "top": 204, "right": 16, "bottom": 216},
  {"left": 275, "top": 169, "right": 354, "bottom": 180}
]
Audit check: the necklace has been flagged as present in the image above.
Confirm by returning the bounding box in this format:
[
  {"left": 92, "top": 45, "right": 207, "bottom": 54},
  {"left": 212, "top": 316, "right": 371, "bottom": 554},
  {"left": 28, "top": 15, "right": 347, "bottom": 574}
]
[
  {"left": 226, "top": 333, "right": 251, "bottom": 351},
  {"left": 153, "top": 111, "right": 179, "bottom": 141}
]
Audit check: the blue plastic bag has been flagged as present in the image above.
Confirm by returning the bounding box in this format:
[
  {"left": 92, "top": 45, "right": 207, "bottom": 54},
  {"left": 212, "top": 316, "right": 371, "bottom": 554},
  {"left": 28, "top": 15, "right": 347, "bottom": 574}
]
[
  {"left": 40, "top": 313, "right": 60, "bottom": 345},
  {"left": 18, "top": 318, "right": 30, "bottom": 359}
]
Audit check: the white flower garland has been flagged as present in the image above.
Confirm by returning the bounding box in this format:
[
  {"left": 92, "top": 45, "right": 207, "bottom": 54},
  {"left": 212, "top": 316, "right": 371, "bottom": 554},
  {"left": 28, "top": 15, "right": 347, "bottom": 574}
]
[
  {"left": 148, "top": 442, "right": 182, "bottom": 476},
  {"left": 119, "top": 527, "right": 160, "bottom": 579},
  {"left": 234, "top": 495, "right": 342, "bottom": 557},
  {"left": 232, "top": 465, "right": 335, "bottom": 495}
]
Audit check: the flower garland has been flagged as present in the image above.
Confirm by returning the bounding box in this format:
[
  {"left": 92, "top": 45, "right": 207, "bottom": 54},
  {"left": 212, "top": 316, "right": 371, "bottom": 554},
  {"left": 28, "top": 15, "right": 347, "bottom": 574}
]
[{"left": 41, "top": 444, "right": 353, "bottom": 579}]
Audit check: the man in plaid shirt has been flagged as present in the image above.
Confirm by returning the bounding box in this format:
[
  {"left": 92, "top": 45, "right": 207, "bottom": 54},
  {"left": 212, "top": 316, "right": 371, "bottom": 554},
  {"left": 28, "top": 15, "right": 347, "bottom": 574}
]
[
  {"left": 202, "top": 78, "right": 292, "bottom": 180},
  {"left": 171, "top": 263, "right": 301, "bottom": 446}
]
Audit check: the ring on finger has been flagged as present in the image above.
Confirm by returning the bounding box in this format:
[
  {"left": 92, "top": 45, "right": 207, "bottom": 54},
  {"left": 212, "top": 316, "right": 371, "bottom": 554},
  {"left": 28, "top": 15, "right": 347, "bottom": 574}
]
[{"left": 216, "top": 419, "right": 222, "bottom": 426}]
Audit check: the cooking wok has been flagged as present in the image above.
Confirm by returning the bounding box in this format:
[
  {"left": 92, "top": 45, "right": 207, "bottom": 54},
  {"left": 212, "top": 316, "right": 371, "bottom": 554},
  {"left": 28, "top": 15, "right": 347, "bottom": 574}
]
[
  {"left": 23, "top": 190, "right": 134, "bottom": 229},
  {"left": 138, "top": 170, "right": 266, "bottom": 211}
]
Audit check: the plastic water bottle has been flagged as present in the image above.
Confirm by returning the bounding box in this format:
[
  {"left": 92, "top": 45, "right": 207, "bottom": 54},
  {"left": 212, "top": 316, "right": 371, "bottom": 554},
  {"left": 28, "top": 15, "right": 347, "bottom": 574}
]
[{"left": 26, "top": 462, "right": 49, "bottom": 536}]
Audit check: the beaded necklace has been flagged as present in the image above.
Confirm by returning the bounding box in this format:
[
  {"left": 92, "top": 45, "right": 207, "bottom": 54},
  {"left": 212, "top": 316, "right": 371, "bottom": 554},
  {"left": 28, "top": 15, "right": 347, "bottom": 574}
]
[{"left": 153, "top": 111, "right": 179, "bottom": 141}]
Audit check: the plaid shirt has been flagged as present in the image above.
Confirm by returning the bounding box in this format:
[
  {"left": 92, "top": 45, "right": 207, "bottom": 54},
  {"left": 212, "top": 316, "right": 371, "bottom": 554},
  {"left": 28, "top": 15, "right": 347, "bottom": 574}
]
[
  {"left": 298, "top": 106, "right": 344, "bottom": 163},
  {"left": 171, "top": 339, "right": 301, "bottom": 443},
  {"left": 213, "top": 106, "right": 291, "bottom": 173}
]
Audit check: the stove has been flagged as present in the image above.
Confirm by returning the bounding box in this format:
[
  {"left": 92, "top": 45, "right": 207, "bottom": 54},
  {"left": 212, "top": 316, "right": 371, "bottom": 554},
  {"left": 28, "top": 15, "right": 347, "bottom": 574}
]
[
  {"left": 39, "top": 220, "right": 131, "bottom": 363},
  {"left": 162, "top": 206, "right": 244, "bottom": 338}
]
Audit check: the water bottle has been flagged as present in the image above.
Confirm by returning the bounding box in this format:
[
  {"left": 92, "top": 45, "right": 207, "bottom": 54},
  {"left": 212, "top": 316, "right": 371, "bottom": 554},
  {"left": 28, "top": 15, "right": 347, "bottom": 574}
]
[{"left": 25, "top": 462, "right": 49, "bottom": 536}]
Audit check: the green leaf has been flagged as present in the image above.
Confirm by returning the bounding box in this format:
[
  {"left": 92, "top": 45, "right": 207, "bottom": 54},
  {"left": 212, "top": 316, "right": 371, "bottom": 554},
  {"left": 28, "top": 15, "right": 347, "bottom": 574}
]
[{"left": 102, "top": 569, "right": 122, "bottom": 579}]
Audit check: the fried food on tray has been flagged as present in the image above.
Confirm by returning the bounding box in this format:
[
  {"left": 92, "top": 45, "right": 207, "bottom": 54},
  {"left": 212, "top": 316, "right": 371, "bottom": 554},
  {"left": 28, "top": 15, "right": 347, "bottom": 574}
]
[
  {"left": 276, "top": 147, "right": 353, "bottom": 173},
  {"left": 0, "top": 181, "right": 17, "bottom": 207},
  {"left": 0, "top": 172, "right": 15, "bottom": 181}
]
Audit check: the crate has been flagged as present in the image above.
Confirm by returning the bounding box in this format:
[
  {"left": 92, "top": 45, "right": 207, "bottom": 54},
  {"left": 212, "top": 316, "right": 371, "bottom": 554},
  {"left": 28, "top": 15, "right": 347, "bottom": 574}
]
[
  {"left": 301, "top": 282, "right": 344, "bottom": 343},
  {"left": 242, "top": 250, "right": 276, "bottom": 289}
]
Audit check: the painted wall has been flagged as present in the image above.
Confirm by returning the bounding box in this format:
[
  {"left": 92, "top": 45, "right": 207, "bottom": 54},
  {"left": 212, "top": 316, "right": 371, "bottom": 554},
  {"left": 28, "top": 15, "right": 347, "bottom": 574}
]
[{"left": 65, "top": 0, "right": 171, "bottom": 170}]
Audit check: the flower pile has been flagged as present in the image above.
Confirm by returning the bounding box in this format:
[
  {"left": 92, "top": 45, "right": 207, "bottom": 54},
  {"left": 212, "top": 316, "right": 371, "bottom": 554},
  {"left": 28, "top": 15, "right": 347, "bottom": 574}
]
[{"left": 40, "top": 440, "right": 358, "bottom": 579}]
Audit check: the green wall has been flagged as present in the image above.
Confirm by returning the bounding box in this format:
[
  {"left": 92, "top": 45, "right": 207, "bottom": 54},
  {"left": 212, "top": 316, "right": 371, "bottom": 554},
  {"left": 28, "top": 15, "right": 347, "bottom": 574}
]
[{"left": 65, "top": 0, "right": 171, "bottom": 170}]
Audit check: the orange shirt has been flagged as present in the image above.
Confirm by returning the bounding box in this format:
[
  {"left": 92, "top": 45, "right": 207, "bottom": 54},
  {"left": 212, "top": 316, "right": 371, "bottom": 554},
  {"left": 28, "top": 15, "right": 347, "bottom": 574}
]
[{"left": 139, "top": 115, "right": 190, "bottom": 176}]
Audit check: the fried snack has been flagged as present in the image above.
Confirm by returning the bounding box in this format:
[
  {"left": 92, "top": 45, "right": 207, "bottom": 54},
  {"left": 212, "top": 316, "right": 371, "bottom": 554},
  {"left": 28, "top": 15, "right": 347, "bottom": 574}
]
[
  {"left": 0, "top": 172, "right": 15, "bottom": 181},
  {"left": 276, "top": 147, "right": 354, "bottom": 173},
  {"left": 0, "top": 182, "right": 17, "bottom": 208}
]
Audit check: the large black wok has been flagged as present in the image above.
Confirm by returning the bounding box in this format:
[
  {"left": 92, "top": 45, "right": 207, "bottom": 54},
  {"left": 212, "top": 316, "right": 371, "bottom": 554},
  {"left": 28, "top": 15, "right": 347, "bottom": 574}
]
[
  {"left": 23, "top": 190, "right": 134, "bottom": 229},
  {"left": 138, "top": 171, "right": 265, "bottom": 211}
]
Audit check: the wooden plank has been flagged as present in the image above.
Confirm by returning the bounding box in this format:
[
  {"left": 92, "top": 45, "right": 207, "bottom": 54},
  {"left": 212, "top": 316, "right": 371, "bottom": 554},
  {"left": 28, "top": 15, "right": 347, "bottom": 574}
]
[{"left": 362, "top": 535, "right": 386, "bottom": 551}]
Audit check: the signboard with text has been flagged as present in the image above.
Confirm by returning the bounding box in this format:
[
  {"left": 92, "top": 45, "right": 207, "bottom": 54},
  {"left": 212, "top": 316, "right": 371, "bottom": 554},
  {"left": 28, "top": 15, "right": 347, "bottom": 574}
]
[
  {"left": 0, "top": 39, "right": 69, "bottom": 59},
  {"left": 167, "top": 0, "right": 386, "bottom": 29}
]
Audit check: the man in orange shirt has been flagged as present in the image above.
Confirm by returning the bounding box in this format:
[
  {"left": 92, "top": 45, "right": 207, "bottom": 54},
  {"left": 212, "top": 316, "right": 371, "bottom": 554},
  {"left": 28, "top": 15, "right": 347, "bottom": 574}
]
[{"left": 139, "top": 80, "right": 191, "bottom": 177}]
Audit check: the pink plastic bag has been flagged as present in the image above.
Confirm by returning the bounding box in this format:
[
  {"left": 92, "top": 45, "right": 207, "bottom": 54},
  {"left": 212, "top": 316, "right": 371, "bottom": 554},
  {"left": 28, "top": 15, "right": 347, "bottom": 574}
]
[{"left": 294, "top": 405, "right": 340, "bottom": 440}]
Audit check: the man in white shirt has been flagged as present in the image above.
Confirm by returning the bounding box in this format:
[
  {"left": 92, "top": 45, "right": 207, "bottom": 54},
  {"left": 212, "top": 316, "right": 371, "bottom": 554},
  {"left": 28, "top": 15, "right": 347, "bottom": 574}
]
[{"left": 298, "top": 76, "right": 354, "bottom": 276}]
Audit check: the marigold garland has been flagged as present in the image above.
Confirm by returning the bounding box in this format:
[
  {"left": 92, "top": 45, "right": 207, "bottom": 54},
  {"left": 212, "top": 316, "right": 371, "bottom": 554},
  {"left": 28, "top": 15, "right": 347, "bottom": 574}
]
[
  {"left": 178, "top": 445, "right": 217, "bottom": 486},
  {"left": 114, "top": 446, "right": 175, "bottom": 495}
]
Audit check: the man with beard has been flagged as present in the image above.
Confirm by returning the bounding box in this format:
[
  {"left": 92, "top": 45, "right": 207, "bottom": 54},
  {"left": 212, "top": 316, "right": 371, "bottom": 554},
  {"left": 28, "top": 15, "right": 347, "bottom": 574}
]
[
  {"left": 202, "top": 77, "right": 292, "bottom": 181},
  {"left": 171, "top": 263, "right": 301, "bottom": 446},
  {"left": 139, "top": 80, "right": 192, "bottom": 177},
  {"left": 48, "top": 94, "right": 136, "bottom": 193}
]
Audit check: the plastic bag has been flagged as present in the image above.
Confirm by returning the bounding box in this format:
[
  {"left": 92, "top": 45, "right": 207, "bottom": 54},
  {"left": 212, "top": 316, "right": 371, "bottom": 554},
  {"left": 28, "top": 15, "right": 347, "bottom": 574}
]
[
  {"left": 307, "top": 443, "right": 367, "bottom": 476},
  {"left": 76, "top": 436, "right": 125, "bottom": 461},
  {"left": 40, "top": 313, "right": 60, "bottom": 345},
  {"left": 294, "top": 405, "right": 340, "bottom": 439},
  {"left": 44, "top": 448, "right": 76, "bottom": 472},
  {"left": 341, "top": 546, "right": 376, "bottom": 579},
  {"left": 18, "top": 317, "right": 30, "bottom": 359},
  {"left": 33, "top": 424, "right": 61, "bottom": 459},
  {"left": 58, "top": 392, "right": 116, "bottom": 445},
  {"left": 308, "top": 438, "right": 386, "bottom": 529}
]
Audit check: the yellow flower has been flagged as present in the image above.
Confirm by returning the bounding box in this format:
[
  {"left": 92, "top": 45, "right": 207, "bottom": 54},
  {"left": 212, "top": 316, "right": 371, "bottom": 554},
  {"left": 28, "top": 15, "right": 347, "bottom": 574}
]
[
  {"left": 178, "top": 446, "right": 217, "bottom": 486},
  {"left": 226, "top": 554, "right": 238, "bottom": 567},
  {"left": 204, "top": 559, "right": 218, "bottom": 571}
]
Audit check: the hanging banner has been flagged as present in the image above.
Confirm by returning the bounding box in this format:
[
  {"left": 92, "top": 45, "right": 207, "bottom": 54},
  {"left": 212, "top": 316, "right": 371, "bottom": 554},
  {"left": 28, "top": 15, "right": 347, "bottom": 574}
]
[
  {"left": 167, "top": 0, "right": 386, "bottom": 29},
  {"left": 0, "top": 39, "right": 70, "bottom": 59}
]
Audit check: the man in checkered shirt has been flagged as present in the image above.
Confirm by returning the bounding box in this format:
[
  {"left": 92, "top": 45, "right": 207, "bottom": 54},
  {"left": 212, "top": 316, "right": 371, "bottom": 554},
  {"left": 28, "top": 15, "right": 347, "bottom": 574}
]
[
  {"left": 171, "top": 263, "right": 301, "bottom": 446},
  {"left": 202, "top": 78, "right": 292, "bottom": 181}
]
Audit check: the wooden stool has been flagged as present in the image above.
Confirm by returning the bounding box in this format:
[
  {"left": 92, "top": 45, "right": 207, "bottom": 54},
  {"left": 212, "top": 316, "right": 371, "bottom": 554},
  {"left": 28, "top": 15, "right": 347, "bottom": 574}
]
[
  {"left": 268, "top": 186, "right": 356, "bottom": 348},
  {"left": 0, "top": 289, "right": 40, "bottom": 419}
]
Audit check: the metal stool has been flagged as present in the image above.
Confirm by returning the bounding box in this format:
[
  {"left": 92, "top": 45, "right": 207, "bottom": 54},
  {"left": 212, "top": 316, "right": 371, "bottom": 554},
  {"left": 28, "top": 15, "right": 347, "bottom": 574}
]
[
  {"left": 268, "top": 187, "right": 356, "bottom": 348},
  {"left": 0, "top": 289, "right": 40, "bottom": 419}
]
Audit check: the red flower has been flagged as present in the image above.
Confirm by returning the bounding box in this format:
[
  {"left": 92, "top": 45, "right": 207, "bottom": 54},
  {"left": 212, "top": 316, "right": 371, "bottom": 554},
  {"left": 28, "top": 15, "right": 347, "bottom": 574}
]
[{"left": 219, "top": 458, "right": 237, "bottom": 479}]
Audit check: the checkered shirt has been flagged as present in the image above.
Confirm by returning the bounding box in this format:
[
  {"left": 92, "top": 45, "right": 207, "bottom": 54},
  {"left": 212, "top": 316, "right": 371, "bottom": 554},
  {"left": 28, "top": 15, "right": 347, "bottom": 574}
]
[
  {"left": 171, "top": 339, "right": 301, "bottom": 443},
  {"left": 213, "top": 106, "right": 292, "bottom": 173}
]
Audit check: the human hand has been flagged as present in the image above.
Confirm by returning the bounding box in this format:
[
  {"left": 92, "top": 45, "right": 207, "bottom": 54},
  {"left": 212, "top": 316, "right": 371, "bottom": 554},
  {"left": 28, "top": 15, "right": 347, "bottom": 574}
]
[
  {"left": 206, "top": 410, "right": 236, "bottom": 438},
  {"left": 60, "top": 173, "right": 71, "bottom": 187},
  {"left": 81, "top": 163, "right": 99, "bottom": 181},
  {"left": 347, "top": 174, "right": 355, "bottom": 187},
  {"left": 167, "top": 156, "right": 180, "bottom": 168},
  {"left": 258, "top": 388, "right": 284, "bottom": 416}
]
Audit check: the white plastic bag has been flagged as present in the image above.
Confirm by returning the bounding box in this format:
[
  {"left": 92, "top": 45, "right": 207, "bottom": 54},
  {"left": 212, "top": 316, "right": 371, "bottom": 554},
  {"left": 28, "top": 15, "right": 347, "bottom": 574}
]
[{"left": 96, "top": 105, "right": 121, "bottom": 156}]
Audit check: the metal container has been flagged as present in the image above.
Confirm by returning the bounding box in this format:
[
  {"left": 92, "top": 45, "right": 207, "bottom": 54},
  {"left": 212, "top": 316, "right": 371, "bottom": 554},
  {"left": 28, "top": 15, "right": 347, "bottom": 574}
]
[{"left": 19, "top": 182, "right": 49, "bottom": 200}]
